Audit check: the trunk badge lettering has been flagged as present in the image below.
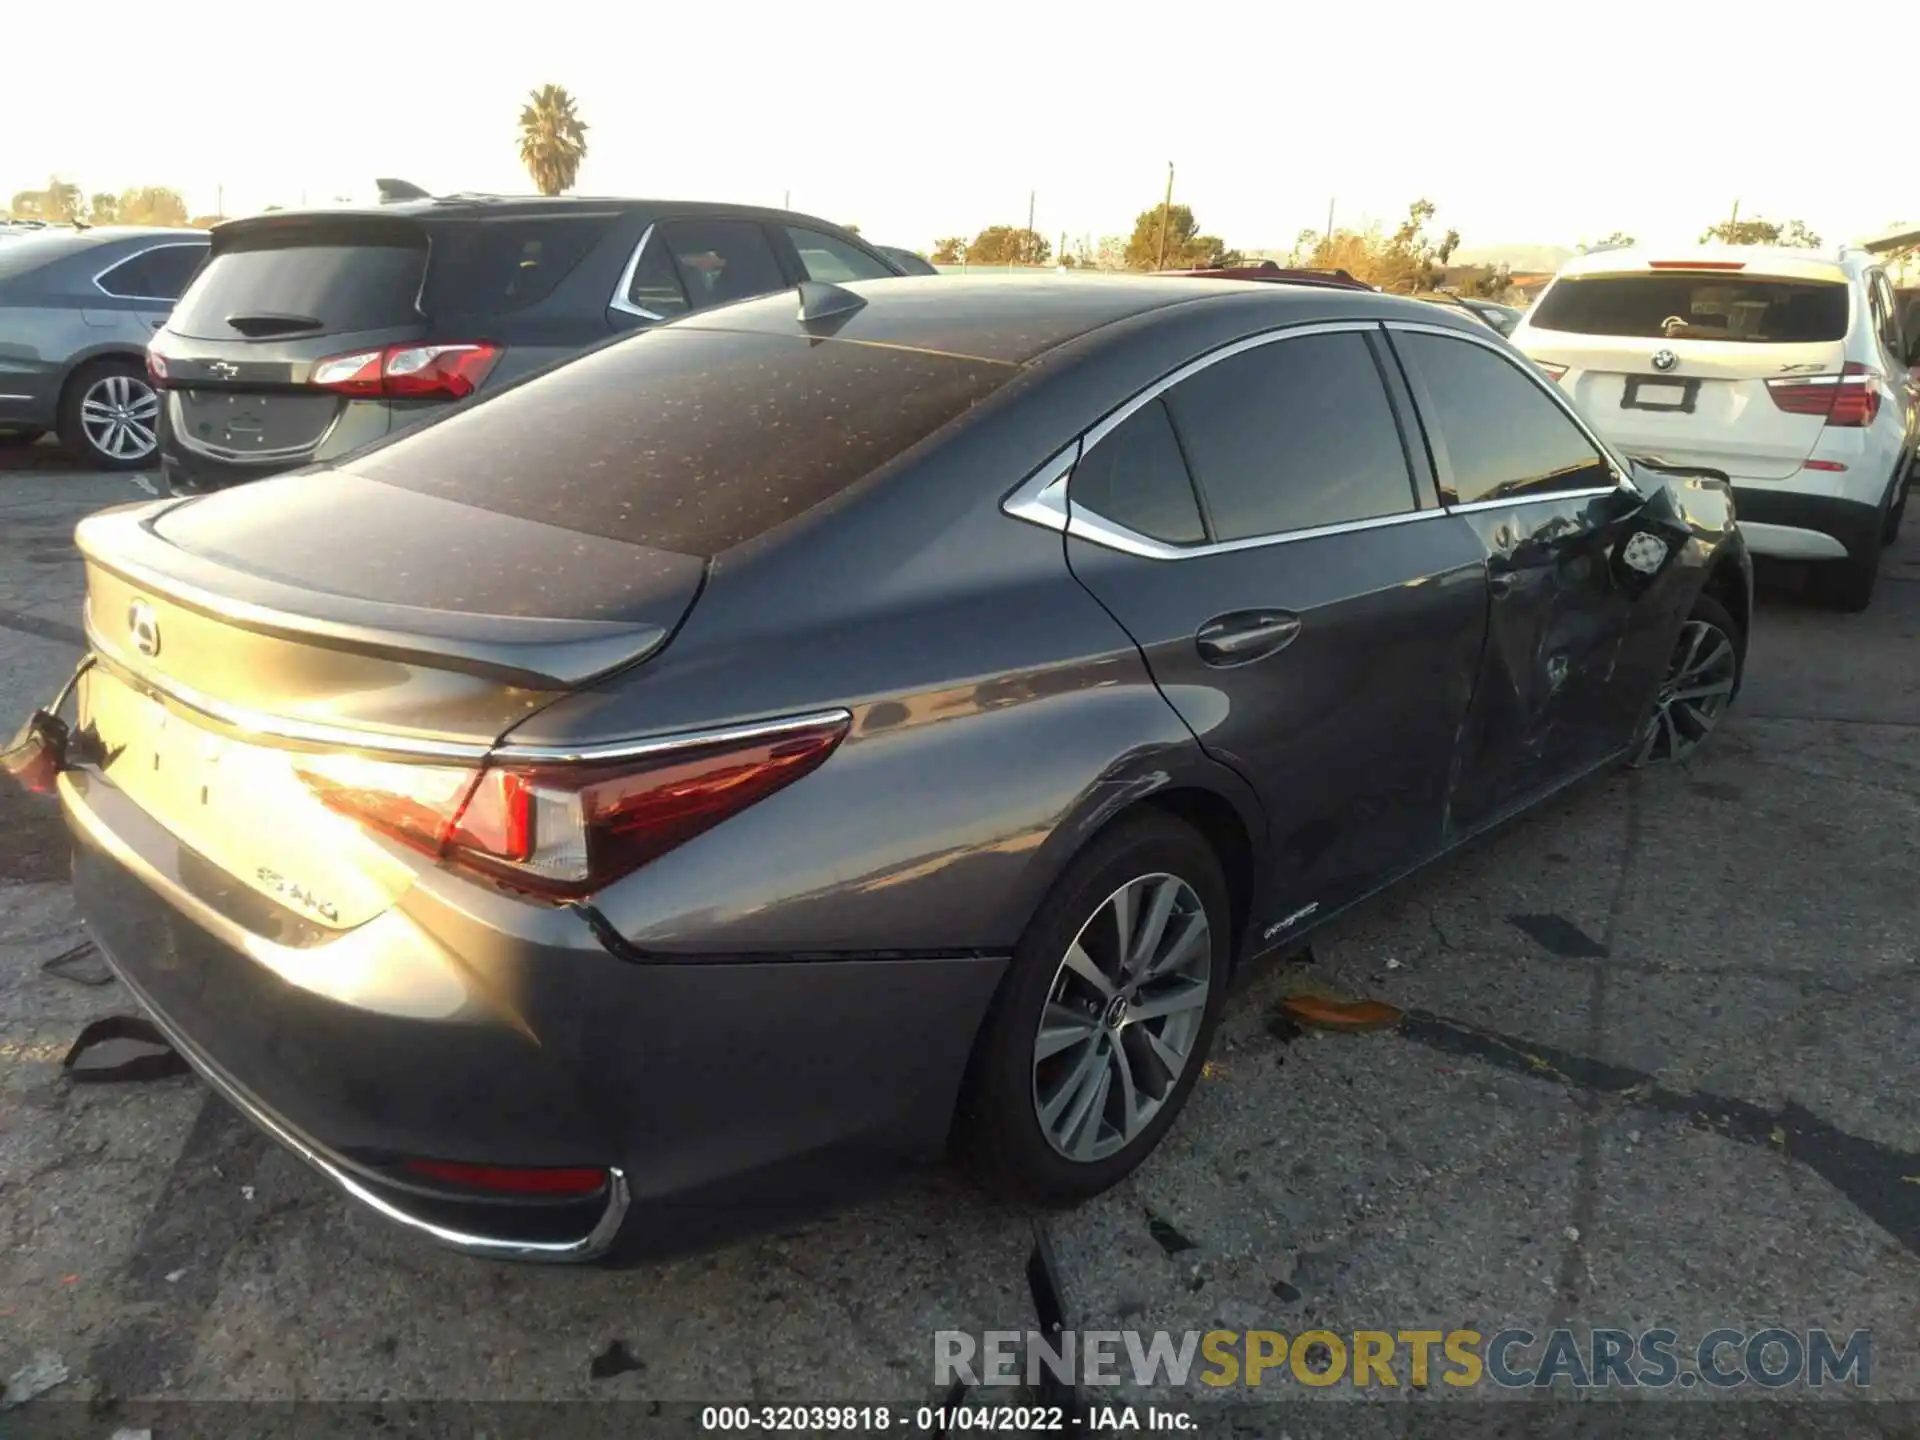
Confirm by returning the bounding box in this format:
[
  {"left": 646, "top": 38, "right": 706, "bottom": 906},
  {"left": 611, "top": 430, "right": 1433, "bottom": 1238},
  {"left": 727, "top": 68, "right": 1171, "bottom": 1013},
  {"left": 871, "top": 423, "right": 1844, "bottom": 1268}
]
[
  {"left": 256, "top": 866, "right": 340, "bottom": 923},
  {"left": 1651, "top": 350, "right": 1678, "bottom": 372},
  {"left": 127, "top": 600, "right": 161, "bottom": 658}
]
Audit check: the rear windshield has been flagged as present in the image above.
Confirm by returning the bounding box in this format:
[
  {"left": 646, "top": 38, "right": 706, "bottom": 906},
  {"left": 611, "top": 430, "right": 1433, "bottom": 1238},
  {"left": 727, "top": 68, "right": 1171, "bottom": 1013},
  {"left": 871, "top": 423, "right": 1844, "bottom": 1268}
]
[
  {"left": 169, "top": 221, "right": 427, "bottom": 340},
  {"left": 345, "top": 328, "right": 1016, "bottom": 556},
  {"left": 1529, "top": 273, "right": 1849, "bottom": 344},
  {"left": 421, "top": 214, "right": 616, "bottom": 317}
]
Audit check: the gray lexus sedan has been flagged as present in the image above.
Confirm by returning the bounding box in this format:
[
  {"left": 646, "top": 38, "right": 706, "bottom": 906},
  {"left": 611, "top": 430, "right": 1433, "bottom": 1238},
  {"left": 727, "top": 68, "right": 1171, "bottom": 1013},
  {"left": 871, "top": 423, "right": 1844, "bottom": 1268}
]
[
  {"left": 10, "top": 274, "right": 1751, "bottom": 1261},
  {"left": 0, "top": 227, "right": 207, "bottom": 467}
]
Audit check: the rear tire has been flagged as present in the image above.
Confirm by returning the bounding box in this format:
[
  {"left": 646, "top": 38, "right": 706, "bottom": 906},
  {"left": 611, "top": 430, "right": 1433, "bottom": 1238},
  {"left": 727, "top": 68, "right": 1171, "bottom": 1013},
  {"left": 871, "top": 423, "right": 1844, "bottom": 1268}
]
[
  {"left": 954, "top": 811, "right": 1231, "bottom": 1204},
  {"left": 58, "top": 358, "right": 159, "bottom": 471},
  {"left": 1884, "top": 458, "right": 1911, "bottom": 547},
  {"left": 1809, "top": 537, "right": 1881, "bottom": 613}
]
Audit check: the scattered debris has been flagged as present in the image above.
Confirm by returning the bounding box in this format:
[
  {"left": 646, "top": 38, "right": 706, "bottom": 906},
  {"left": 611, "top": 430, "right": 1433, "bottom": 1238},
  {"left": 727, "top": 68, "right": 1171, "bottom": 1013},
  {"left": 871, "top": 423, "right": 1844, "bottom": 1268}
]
[
  {"left": 1264, "top": 1011, "right": 1303, "bottom": 1045},
  {"left": 1564, "top": 1226, "right": 1581, "bottom": 1243},
  {"left": 589, "top": 1339, "right": 643, "bottom": 1380},
  {"left": 165, "top": 1268, "right": 187, "bottom": 1284},
  {"left": 1280, "top": 994, "right": 1402, "bottom": 1033},
  {"left": 1146, "top": 1214, "right": 1197, "bottom": 1257},
  {"left": 1627, "top": 1130, "right": 1642, "bottom": 1145},
  {"left": 109, "top": 1430, "right": 153, "bottom": 1440},
  {"left": 41, "top": 941, "right": 113, "bottom": 987},
  {"left": 0, "top": 1351, "right": 70, "bottom": 1409},
  {"left": 1385, "top": 958, "right": 1404, "bottom": 971},
  {"left": 62, "top": 1016, "right": 189, "bottom": 1084},
  {"left": 242, "top": 1186, "right": 256, "bottom": 1201}
]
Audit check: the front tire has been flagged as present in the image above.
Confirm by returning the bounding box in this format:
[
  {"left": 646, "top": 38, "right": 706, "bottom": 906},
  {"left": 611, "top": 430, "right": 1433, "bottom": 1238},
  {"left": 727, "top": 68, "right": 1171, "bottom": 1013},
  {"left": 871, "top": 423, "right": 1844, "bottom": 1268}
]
[
  {"left": 1630, "top": 593, "right": 1743, "bottom": 766},
  {"left": 955, "top": 811, "right": 1231, "bottom": 1203},
  {"left": 58, "top": 358, "right": 159, "bottom": 471}
]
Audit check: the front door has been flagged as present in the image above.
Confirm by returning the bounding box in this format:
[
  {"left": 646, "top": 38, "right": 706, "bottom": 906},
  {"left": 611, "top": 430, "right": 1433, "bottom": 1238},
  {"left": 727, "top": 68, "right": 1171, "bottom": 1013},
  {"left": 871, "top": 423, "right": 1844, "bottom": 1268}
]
[
  {"left": 1060, "top": 324, "right": 1489, "bottom": 945},
  {"left": 1388, "top": 324, "right": 1666, "bottom": 834}
]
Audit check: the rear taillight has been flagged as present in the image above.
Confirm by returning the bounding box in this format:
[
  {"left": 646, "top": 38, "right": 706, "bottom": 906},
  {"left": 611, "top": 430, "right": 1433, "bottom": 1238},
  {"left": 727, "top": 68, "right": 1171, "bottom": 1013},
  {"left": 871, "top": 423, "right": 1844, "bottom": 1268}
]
[
  {"left": 146, "top": 350, "right": 169, "bottom": 385},
  {"left": 310, "top": 342, "right": 501, "bottom": 400},
  {"left": 293, "top": 714, "right": 850, "bottom": 900},
  {"left": 1533, "top": 360, "right": 1569, "bottom": 381},
  {"left": 1765, "top": 363, "right": 1880, "bottom": 428}
]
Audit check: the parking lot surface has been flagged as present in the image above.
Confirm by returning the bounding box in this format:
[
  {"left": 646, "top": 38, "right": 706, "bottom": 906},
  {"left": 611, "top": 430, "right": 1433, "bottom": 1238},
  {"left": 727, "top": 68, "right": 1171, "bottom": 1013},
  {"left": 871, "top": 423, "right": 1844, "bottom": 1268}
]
[{"left": 2, "top": 457, "right": 1917, "bottom": 1432}]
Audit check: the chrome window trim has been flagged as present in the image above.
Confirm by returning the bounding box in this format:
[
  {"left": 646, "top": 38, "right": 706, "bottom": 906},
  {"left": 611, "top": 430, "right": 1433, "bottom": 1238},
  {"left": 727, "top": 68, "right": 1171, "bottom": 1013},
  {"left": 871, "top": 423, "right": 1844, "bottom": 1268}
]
[
  {"left": 493, "top": 708, "right": 854, "bottom": 764},
  {"left": 608, "top": 222, "right": 672, "bottom": 321},
  {"left": 91, "top": 241, "right": 209, "bottom": 304},
  {"left": 1381, "top": 318, "right": 1643, "bottom": 498}
]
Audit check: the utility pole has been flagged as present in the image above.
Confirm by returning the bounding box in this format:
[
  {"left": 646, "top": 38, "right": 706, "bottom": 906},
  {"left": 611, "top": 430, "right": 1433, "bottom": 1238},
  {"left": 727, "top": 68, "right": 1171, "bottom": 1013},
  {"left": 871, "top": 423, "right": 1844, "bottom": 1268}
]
[
  {"left": 1155, "top": 162, "right": 1174, "bottom": 271},
  {"left": 784, "top": 190, "right": 790, "bottom": 209},
  {"left": 217, "top": 183, "right": 224, "bottom": 219},
  {"left": 1027, "top": 190, "right": 1036, "bottom": 265},
  {"left": 1058, "top": 230, "right": 1066, "bottom": 267},
  {"left": 1325, "top": 196, "right": 1335, "bottom": 243},
  {"left": 1729, "top": 198, "right": 1740, "bottom": 228}
]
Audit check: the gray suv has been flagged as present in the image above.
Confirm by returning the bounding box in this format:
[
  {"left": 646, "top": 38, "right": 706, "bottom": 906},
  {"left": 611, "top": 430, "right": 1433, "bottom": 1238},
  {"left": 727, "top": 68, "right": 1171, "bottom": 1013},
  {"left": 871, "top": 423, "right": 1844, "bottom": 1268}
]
[{"left": 0, "top": 227, "right": 208, "bottom": 468}]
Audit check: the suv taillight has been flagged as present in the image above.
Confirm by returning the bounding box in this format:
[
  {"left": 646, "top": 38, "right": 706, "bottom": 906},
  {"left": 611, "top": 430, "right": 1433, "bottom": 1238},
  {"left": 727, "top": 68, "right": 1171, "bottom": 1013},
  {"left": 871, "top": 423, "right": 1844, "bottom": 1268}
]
[
  {"left": 1765, "top": 362, "right": 1881, "bottom": 428},
  {"left": 1534, "top": 360, "right": 1569, "bottom": 382},
  {"left": 292, "top": 715, "right": 849, "bottom": 900},
  {"left": 310, "top": 342, "right": 501, "bottom": 400}
]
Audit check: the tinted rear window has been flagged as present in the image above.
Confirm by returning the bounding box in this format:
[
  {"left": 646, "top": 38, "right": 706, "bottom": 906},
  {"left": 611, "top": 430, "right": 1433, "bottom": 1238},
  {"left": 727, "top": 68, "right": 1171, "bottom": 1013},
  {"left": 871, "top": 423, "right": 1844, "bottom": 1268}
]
[
  {"left": 421, "top": 215, "right": 616, "bottom": 316},
  {"left": 346, "top": 328, "right": 1015, "bottom": 556},
  {"left": 169, "top": 222, "right": 427, "bottom": 339},
  {"left": 1529, "top": 273, "right": 1849, "bottom": 343}
]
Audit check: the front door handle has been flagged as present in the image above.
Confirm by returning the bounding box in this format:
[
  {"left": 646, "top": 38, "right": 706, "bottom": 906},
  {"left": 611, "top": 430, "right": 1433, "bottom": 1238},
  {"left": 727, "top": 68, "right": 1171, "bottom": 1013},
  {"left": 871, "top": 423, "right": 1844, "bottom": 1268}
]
[{"left": 1195, "top": 610, "right": 1301, "bottom": 667}]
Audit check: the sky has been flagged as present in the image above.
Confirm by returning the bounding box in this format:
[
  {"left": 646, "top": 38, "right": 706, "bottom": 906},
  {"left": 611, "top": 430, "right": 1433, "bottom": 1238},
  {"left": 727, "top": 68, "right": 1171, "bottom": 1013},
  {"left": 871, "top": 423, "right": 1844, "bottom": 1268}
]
[{"left": 3, "top": 2, "right": 1907, "bottom": 262}]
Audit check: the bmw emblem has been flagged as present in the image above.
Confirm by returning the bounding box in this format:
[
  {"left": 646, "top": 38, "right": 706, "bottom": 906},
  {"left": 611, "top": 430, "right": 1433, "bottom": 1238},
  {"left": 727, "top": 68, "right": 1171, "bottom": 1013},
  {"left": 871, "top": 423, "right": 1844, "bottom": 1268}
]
[{"left": 1651, "top": 349, "right": 1678, "bottom": 372}]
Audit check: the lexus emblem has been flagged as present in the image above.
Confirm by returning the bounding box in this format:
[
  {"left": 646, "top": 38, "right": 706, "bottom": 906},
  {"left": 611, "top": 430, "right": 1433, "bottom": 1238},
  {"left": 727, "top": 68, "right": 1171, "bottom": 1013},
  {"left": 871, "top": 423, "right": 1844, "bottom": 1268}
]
[
  {"left": 128, "top": 599, "right": 161, "bottom": 658},
  {"left": 208, "top": 361, "right": 239, "bottom": 380},
  {"left": 1651, "top": 349, "right": 1678, "bottom": 373}
]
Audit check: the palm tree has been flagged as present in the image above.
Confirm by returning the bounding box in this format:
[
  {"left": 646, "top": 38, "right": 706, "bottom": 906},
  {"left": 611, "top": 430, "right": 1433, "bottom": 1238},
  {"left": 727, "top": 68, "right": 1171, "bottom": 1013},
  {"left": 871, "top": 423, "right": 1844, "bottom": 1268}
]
[{"left": 517, "top": 85, "right": 589, "bottom": 196}]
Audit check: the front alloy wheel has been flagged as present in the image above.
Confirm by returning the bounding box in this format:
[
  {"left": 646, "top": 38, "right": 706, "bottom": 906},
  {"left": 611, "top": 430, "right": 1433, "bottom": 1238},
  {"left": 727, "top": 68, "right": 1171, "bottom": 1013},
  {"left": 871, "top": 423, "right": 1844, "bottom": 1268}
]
[
  {"left": 1032, "top": 873, "right": 1212, "bottom": 1162},
  {"left": 1634, "top": 602, "right": 1740, "bottom": 764}
]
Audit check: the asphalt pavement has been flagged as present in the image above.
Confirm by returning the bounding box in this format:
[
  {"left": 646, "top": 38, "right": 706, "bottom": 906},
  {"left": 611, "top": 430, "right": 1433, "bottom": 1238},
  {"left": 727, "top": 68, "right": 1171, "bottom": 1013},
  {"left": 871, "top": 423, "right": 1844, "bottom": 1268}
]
[{"left": 1, "top": 455, "right": 1916, "bottom": 1434}]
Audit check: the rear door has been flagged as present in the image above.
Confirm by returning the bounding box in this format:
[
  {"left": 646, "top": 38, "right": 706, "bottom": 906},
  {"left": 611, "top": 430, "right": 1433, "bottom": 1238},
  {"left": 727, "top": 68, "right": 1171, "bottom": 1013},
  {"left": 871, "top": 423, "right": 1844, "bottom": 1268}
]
[
  {"left": 1060, "top": 324, "right": 1489, "bottom": 941},
  {"left": 1517, "top": 264, "right": 1852, "bottom": 480},
  {"left": 607, "top": 218, "right": 789, "bottom": 331}
]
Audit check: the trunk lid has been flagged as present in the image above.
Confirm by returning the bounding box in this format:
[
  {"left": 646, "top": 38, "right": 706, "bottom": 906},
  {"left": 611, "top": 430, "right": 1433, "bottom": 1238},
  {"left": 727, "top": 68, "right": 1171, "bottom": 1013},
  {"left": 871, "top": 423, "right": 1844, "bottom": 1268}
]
[
  {"left": 1520, "top": 263, "right": 1852, "bottom": 480},
  {"left": 155, "top": 214, "right": 433, "bottom": 462},
  {"left": 73, "top": 481, "right": 705, "bottom": 925}
]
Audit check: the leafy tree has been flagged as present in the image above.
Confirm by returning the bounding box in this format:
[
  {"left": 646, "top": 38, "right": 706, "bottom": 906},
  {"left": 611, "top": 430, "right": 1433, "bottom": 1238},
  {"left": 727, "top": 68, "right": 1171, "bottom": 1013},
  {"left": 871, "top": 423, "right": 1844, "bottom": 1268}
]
[
  {"left": 89, "top": 193, "right": 119, "bottom": 224},
  {"left": 9, "top": 176, "right": 83, "bottom": 222},
  {"left": 119, "top": 187, "right": 189, "bottom": 227},
  {"left": 930, "top": 236, "right": 966, "bottom": 264},
  {"left": 1580, "top": 230, "right": 1635, "bottom": 252},
  {"left": 1292, "top": 198, "right": 1460, "bottom": 293},
  {"left": 1094, "top": 235, "right": 1127, "bottom": 271},
  {"left": 1123, "top": 203, "right": 1230, "bottom": 271},
  {"left": 518, "top": 84, "right": 589, "bottom": 196},
  {"left": 188, "top": 215, "right": 227, "bottom": 229},
  {"left": 1698, "top": 217, "right": 1822, "bottom": 248},
  {"left": 967, "top": 224, "right": 1050, "bottom": 266}
]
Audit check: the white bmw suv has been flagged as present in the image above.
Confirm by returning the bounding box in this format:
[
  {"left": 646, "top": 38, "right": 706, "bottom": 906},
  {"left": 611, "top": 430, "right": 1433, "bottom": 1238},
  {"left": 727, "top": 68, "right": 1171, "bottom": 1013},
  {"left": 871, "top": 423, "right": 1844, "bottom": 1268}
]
[{"left": 1510, "top": 246, "right": 1919, "bottom": 610}]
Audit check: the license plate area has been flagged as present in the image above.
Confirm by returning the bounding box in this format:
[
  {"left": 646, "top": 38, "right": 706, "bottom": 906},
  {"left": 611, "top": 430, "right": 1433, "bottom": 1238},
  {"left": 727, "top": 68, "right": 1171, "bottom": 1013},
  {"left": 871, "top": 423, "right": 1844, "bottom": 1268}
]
[{"left": 1621, "top": 377, "right": 1699, "bottom": 414}]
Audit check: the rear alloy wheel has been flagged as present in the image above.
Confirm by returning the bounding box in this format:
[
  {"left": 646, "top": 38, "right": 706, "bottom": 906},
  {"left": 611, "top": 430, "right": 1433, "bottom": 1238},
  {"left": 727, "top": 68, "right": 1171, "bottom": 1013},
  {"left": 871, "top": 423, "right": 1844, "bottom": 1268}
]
[
  {"left": 59, "top": 360, "right": 159, "bottom": 470},
  {"left": 1631, "top": 596, "right": 1742, "bottom": 766},
  {"left": 956, "top": 812, "right": 1230, "bottom": 1202}
]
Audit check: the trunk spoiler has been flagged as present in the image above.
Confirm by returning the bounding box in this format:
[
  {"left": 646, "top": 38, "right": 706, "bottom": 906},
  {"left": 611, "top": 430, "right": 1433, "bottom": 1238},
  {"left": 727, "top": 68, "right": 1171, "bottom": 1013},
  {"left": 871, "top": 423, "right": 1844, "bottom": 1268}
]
[{"left": 75, "top": 501, "right": 670, "bottom": 691}]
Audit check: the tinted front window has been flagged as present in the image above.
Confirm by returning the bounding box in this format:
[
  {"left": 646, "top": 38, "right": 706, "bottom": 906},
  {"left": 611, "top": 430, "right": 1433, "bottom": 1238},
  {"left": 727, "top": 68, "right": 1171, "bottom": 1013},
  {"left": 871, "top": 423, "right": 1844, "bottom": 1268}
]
[
  {"left": 348, "top": 329, "right": 1014, "bottom": 556},
  {"left": 1162, "top": 331, "right": 1415, "bottom": 542},
  {"left": 170, "top": 224, "right": 427, "bottom": 340},
  {"left": 1396, "top": 332, "right": 1612, "bottom": 504},
  {"left": 97, "top": 244, "right": 205, "bottom": 300},
  {"left": 1530, "top": 273, "right": 1849, "bottom": 343},
  {"left": 421, "top": 215, "right": 615, "bottom": 316},
  {"left": 1070, "top": 399, "right": 1205, "bottom": 545},
  {"left": 786, "top": 227, "right": 894, "bottom": 284},
  {"left": 657, "top": 220, "right": 786, "bottom": 310}
]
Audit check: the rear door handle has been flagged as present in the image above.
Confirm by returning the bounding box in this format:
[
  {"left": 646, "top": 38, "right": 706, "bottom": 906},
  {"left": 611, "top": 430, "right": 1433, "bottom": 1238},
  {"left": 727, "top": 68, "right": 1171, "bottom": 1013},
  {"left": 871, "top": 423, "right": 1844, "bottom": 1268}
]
[{"left": 1195, "top": 610, "right": 1301, "bottom": 667}]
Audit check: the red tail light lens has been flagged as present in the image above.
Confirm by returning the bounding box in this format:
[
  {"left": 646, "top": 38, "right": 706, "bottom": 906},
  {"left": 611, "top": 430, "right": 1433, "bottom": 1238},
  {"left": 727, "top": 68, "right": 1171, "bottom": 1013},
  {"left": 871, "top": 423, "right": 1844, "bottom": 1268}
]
[
  {"left": 310, "top": 342, "right": 500, "bottom": 400},
  {"left": 1766, "top": 363, "right": 1880, "bottom": 427},
  {"left": 146, "top": 350, "right": 169, "bottom": 385},
  {"left": 1534, "top": 360, "right": 1569, "bottom": 381},
  {"left": 399, "top": 1158, "right": 608, "bottom": 1197},
  {"left": 293, "top": 714, "right": 850, "bottom": 900}
]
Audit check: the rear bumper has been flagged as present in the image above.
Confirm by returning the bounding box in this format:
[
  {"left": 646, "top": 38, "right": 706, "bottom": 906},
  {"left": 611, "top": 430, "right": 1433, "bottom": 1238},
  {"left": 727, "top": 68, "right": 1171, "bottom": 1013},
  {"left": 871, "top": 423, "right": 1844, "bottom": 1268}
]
[
  {"left": 60, "top": 766, "right": 1007, "bottom": 1260},
  {"left": 1731, "top": 486, "right": 1882, "bottom": 562}
]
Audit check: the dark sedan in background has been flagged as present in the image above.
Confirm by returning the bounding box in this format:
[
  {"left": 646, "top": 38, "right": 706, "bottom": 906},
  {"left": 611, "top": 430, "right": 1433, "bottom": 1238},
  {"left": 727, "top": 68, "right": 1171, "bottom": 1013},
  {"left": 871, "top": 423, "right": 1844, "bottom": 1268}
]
[
  {"left": 0, "top": 226, "right": 208, "bottom": 467},
  {"left": 15, "top": 274, "right": 1750, "bottom": 1260},
  {"left": 148, "top": 196, "right": 909, "bottom": 496}
]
